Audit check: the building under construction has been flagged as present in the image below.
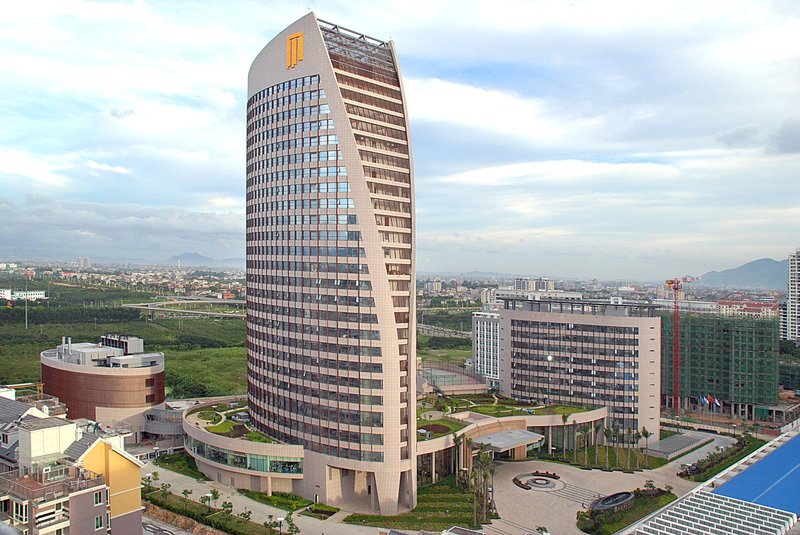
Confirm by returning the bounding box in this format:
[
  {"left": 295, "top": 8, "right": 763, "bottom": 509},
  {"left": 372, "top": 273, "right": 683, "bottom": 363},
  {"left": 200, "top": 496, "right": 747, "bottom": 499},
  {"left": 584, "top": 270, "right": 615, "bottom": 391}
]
[{"left": 661, "top": 314, "right": 779, "bottom": 419}]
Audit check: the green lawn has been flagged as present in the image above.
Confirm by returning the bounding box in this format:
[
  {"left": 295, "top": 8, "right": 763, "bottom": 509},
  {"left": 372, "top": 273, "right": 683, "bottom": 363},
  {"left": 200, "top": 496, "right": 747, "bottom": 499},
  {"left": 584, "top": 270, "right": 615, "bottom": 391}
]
[
  {"left": 417, "top": 418, "right": 467, "bottom": 439},
  {"left": 152, "top": 452, "right": 210, "bottom": 481},
  {"left": 207, "top": 420, "right": 237, "bottom": 434},
  {"left": 344, "top": 476, "right": 475, "bottom": 531},
  {"left": 469, "top": 403, "right": 588, "bottom": 418},
  {"left": 238, "top": 490, "right": 313, "bottom": 511},
  {"left": 244, "top": 431, "right": 273, "bottom": 443},
  {"left": 0, "top": 315, "right": 247, "bottom": 398}
]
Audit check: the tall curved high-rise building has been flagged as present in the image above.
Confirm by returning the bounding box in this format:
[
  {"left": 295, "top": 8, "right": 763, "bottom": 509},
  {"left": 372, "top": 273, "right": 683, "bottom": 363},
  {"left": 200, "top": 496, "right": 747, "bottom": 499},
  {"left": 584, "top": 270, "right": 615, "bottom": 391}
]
[{"left": 246, "top": 13, "right": 416, "bottom": 514}]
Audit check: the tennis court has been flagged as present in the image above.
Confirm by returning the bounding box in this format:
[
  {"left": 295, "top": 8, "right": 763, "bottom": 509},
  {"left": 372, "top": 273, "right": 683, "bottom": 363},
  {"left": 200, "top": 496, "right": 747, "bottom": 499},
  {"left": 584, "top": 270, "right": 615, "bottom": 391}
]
[{"left": 713, "top": 433, "right": 800, "bottom": 514}]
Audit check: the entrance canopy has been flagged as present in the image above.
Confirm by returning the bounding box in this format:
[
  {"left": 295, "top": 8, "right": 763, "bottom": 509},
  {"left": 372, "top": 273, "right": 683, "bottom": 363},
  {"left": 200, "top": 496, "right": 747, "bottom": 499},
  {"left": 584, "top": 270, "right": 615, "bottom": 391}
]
[{"left": 472, "top": 429, "right": 544, "bottom": 453}]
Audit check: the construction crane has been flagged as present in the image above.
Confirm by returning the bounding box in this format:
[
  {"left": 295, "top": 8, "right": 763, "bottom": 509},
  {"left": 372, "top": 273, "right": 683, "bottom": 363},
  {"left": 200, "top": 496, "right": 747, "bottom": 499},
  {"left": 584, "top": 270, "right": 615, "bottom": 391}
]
[{"left": 665, "top": 276, "right": 697, "bottom": 413}]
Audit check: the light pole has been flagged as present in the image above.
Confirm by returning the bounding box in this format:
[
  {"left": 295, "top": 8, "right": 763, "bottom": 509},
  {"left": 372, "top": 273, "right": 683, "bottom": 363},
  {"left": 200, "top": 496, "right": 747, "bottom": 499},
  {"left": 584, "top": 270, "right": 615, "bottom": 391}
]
[
  {"left": 276, "top": 516, "right": 285, "bottom": 535},
  {"left": 205, "top": 493, "right": 213, "bottom": 512},
  {"left": 732, "top": 424, "right": 737, "bottom": 438}
]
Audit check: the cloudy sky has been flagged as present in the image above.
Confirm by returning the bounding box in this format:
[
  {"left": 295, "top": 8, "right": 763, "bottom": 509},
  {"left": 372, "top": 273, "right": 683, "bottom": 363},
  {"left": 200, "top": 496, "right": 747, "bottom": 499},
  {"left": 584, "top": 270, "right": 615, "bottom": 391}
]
[{"left": 1, "top": 0, "right": 798, "bottom": 280}]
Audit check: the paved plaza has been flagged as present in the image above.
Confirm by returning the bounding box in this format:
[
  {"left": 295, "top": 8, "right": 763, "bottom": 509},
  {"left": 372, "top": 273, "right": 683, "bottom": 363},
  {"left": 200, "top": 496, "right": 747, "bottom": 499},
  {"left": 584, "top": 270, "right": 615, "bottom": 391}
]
[
  {"left": 143, "top": 431, "right": 731, "bottom": 535},
  {"left": 488, "top": 433, "right": 733, "bottom": 535}
]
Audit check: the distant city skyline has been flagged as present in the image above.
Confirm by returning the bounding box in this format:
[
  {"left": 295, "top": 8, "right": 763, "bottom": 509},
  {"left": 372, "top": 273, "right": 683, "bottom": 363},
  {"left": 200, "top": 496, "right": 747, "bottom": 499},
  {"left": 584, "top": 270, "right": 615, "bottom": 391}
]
[{"left": 1, "top": 0, "right": 799, "bottom": 279}]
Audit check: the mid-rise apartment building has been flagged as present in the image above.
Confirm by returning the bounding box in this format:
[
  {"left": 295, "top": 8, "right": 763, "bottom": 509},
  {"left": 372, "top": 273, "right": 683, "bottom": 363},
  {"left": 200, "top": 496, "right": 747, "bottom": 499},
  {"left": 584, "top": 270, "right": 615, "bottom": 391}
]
[
  {"left": 499, "top": 298, "right": 662, "bottom": 443},
  {"left": 246, "top": 13, "right": 415, "bottom": 514},
  {"left": 472, "top": 311, "right": 500, "bottom": 385}
]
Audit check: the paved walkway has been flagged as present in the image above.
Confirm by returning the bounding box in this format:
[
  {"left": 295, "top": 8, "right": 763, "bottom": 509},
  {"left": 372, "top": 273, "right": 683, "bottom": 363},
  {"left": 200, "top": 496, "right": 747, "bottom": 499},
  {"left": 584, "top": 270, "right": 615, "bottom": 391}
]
[{"left": 141, "top": 462, "right": 378, "bottom": 535}]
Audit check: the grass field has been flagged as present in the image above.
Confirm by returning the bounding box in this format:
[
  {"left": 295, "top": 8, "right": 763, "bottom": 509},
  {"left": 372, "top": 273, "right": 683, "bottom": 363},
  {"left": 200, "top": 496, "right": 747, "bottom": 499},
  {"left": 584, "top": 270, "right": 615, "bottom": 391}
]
[{"left": 0, "top": 316, "right": 247, "bottom": 397}]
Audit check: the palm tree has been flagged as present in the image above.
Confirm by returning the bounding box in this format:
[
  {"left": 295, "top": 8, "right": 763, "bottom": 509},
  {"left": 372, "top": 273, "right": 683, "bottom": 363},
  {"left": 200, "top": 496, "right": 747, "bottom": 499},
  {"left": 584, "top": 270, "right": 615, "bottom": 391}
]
[
  {"left": 572, "top": 418, "right": 579, "bottom": 464},
  {"left": 583, "top": 424, "right": 591, "bottom": 466},
  {"left": 594, "top": 421, "right": 603, "bottom": 467},
  {"left": 603, "top": 426, "right": 613, "bottom": 468},
  {"left": 470, "top": 469, "right": 480, "bottom": 527},
  {"left": 561, "top": 413, "right": 570, "bottom": 459},
  {"left": 612, "top": 425, "right": 620, "bottom": 468},
  {"left": 452, "top": 432, "right": 463, "bottom": 485},
  {"left": 622, "top": 429, "right": 633, "bottom": 470},
  {"left": 634, "top": 431, "right": 642, "bottom": 469},
  {"left": 641, "top": 427, "right": 652, "bottom": 469}
]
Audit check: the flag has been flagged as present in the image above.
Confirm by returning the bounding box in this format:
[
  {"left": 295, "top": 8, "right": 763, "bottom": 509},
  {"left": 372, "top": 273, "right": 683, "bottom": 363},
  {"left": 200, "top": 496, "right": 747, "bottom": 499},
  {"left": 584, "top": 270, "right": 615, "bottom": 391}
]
[
  {"left": 714, "top": 397, "right": 721, "bottom": 407},
  {"left": 700, "top": 395, "right": 708, "bottom": 405},
  {"left": 707, "top": 395, "right": 714, "bottom": 404}
]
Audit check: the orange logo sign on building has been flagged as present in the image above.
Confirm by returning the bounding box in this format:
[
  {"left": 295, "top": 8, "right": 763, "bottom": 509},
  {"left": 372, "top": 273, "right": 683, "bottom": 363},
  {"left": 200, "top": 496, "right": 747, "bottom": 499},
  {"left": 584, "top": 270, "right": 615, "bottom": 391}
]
[{"left": 287, "top": 32, "right": 304, "bottom": 69}]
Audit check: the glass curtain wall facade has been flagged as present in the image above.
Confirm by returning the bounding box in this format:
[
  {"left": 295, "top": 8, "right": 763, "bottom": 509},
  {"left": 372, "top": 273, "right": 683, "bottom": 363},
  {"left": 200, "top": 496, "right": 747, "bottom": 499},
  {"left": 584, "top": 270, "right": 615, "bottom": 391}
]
[{"left": 246, "top": 13, "right": 415, "bottom": 514}]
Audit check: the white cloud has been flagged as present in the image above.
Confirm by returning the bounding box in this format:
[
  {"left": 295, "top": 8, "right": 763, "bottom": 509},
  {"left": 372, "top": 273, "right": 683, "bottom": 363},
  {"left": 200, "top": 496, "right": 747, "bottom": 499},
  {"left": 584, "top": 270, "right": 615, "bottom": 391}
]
[
  {"left": 0, "top": 150, "right": 73, "bottom": 188},
  {"left": 85, "top": 160, "right": 130, "bottom": 174}
]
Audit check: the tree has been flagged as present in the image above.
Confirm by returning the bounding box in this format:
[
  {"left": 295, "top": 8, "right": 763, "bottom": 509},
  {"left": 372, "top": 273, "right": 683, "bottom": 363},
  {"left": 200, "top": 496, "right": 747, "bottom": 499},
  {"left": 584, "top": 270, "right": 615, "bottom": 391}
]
[
  {"left": 159, "top": 483, "right": 171, "bottom": 498},
  {"left": 603, "top": 426, "right": 613, "bottom": 468},
  {"left": 470, "top": 468, "right": 480, "bottom": 527},
  {"left": 583, "top": 424, "right": 591, "bottom": 467},
  {"left": 641, "top": 426, "right": 652, "bottom": 469},
  {"left": 572, "top": 418, "right": 579, "bottom": 464},
  {"left": 285, "top": 511, "right": 301, "bottom": 534},
  {"left": 221, "top": 501, "right": 233, "bottom": 517},
  {"left": 561, "top": 412, "right": 570, "bottom": 458},
  {"left": 634, "top": 430, "right": 642, "bottom": 469},
  {"left": 210, "top": 488, "right": 220, "bottom": 509},
  {"left": 151, "top": 471, "right": 160, "bottom": 483},
  {"left": 264, "top": 515, "right": 279, "bottom": 533},
  {"left": 452, "top": 431, "right": 464, "bottom": 487},
  {"left": 612, "top": 425, "right": 621, "bottom": 468},
  {"left": 594, "top": 421, "right": 603, "bottom": 467},
  {"left": 200, "top": 495, "right": 211, "bottom": 512},
  {"left": 239, "top": 509, "right": 252, "bottom": 522},
  {"left": 181, "top": 489, "right": 193, "bottom": 500},
  {"left": 626, "top": 428, "right": 633, "bottom": 470}
]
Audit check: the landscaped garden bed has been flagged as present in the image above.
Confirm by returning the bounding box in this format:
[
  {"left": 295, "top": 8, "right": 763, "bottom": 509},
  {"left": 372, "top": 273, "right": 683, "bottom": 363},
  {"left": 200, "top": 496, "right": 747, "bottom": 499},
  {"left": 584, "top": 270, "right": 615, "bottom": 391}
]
[
  {"left": 577, "top": 483, "right": 676, "bottom": 534},
  {"left": 238, "top": 490, "right": 313, "bottom": 511},
  {"left": 153, "top": 452, "right": 210, "bottom": 481},
  {"left": 678, "top": 435, "right": 765, "bottom": 481},
  {"left": 300, "top": 503, "right": 340, "bottom": 520},
  {"left": 344, "top": 476, "right": 476, "bottom": 531}
]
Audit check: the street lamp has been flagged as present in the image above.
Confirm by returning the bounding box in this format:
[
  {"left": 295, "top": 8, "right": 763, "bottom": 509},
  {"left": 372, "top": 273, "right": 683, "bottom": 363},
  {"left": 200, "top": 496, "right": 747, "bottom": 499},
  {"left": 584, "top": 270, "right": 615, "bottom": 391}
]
[
  {"left": 276, "top": 516, "right": 285, "bottom": 535},
  {"left": 205, "top": 493, "right": 213, "bottom": 512},
  {"left": 732, "top": 424, "right": 737, "bottom": 437}
]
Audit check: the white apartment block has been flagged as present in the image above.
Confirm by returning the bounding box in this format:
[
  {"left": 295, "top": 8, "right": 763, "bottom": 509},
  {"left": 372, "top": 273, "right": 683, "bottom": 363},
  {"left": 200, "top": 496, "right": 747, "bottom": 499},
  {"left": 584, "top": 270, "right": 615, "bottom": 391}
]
[
  {"left": 788, "top": 249, "right": 800, "bottom": 342},
  {"left": 472, "top": 311, "right": 500, "bottom": 385}
]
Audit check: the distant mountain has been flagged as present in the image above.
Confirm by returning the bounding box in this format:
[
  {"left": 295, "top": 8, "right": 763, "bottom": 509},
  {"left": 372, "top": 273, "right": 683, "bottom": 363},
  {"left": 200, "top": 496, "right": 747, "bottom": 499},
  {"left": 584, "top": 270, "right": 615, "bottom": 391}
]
[
  {"left": 165, "top": 253, "right": 244, "bottom": 268},
  {"left": 698, "top": 258, "right": 788, "bottom": 290}
]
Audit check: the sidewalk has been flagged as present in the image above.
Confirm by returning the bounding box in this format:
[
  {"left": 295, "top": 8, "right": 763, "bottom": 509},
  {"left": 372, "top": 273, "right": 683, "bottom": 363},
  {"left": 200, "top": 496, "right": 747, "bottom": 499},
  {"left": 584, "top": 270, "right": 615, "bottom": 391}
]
[{"left": 141, "top": 462, "right": 378, "bottom": 535}]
